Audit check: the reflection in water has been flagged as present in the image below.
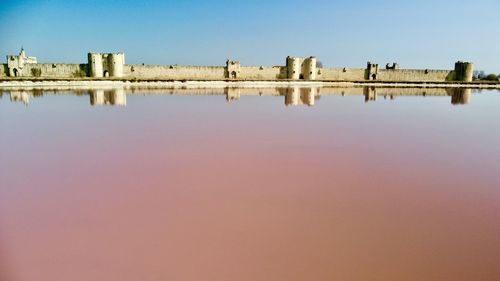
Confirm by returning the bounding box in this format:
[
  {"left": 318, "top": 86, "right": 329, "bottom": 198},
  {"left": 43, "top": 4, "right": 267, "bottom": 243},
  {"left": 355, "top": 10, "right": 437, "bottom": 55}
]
[
  {"left": 225, "top": 88, "right": 241, "bottom": 102},
  {"left": 448, "top": 88, "right": 472, "bottom": 105},
  {"left": 1, "top": 89, "right": 500, "bottom": 281},
  {"left": 282, "top": 87, "right": 317, "bottom": 106},
  {"left": 9, "top": 91, "right": 31, "bottom": 106},
  {"left": 363, "top": 86, "right": 377, "bottom": 102},
  {"left": 89, "top": 89, "right": 126, "bottom": 106},
  {"left": 363, "top": 87, "right": 473, "bottom": 105},
  {"left": 3, "top": 86, "right": 482, "bottom": 107}
]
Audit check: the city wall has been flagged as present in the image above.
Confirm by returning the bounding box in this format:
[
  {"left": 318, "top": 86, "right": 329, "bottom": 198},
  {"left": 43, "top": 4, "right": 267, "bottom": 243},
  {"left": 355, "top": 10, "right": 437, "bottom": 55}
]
[
  {"left": 238, "top": 66, "right": 286, "bottom": 80},
  {"left": 0, "top": 63, "right": 466, "bottom": 82},
  {"left": 319, "top": 68, "right": 366, "bottom": 81},
  {"left": 123, "top": 65, "right": 225, "bottom": 80},
  {"left": 1, "top": 63, "right": 86, "bottom": 78},
  {"left": 377, "top": 69, "right": 454, "bottom": 82},
  {"left": 316, "top": 68, "right": 454, "bottom": 82},
  {"left": 120, "top": 65, "right": 287, "bottom": 80},
  {"left": 23, "top": 64, "right": 87, "bottom": 78},
  {"left": 1, "top": 50, "right": 475, "bottom": 82}
]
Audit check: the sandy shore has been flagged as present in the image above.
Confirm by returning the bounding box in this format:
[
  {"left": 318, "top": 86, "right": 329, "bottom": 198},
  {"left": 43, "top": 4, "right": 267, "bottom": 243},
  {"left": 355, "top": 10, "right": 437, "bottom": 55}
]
[{"left": 0, "top": 80, "right": 499, "bottom": 90}]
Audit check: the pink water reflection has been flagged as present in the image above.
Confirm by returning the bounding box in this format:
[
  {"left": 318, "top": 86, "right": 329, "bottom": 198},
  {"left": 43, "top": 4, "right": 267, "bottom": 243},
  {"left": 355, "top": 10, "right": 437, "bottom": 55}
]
[{"left": 0, "top": 89, "right": 499, "bottom": 281}]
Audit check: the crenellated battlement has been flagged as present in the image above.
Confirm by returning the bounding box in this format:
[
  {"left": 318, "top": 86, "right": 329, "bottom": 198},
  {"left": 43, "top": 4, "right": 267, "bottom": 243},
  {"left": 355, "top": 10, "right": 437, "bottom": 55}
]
[{"left": 1, "top": 49, "right": 475, "bottom": 82}]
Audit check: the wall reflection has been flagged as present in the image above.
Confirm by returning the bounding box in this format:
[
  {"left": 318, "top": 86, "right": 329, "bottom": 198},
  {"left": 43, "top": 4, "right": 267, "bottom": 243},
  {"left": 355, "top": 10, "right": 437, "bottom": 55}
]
[{"left": 3, "top": 86, "right": 479, "bottom": 107}]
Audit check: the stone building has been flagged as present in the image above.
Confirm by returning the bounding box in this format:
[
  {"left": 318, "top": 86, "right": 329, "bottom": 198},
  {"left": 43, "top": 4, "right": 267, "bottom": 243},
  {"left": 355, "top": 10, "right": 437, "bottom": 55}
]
[
  {"left": 6, "top": 48, "right": 37, "bottom": 77},
  {"left": 286, "top": 56, "right": 317, "bottom": 80},
  {"left": 88, "top": 52, "right": 125, "bottom": 78},
  {"left": 225, "top": 60, "right": 241, "bottom": 79},
  {"left": 366, "top": 62, "right": 380, "bottom": 80}
]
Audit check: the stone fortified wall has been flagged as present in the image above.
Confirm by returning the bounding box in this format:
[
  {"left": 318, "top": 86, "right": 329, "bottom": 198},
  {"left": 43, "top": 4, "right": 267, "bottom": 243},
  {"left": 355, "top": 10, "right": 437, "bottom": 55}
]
[
  {"left": 23, "top": 64, "right": 87, "bottom": 78},
  {"left": 239, "top": 66, "right": 287, "bottom": 80},
  {"left": 318, "top": 68, "right": 366, "bottom": 81},
  {"left": 377, "top": 69, "right": 454, "bottom": 82},
  {"left": 1, "top": 49, "right": 475, "bottom": 82},
  {"left": 123, "top": 65, "right": 226, "bottom": 80},
  {"left": 119, "top": 63, "right": 286, "bottom": 80}
]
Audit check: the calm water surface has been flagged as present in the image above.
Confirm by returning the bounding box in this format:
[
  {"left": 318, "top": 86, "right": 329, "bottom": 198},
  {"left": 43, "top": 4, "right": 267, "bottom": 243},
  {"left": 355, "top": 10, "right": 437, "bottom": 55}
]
[{"left": 1, "top": 88, "right": 499, "bottom": 281}]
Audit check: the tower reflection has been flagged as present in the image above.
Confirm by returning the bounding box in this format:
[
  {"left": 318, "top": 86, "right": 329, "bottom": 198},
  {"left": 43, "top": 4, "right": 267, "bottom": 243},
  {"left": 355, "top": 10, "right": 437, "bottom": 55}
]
[
  {"left": 283, "top": 87, "right": 317, "bottom": 106},
  {"left": 363, "top": 87, "right": 377, "bottom": 102},
  {"left": 9, "top": 91, "right": 30, "bottom": 106},
  {"left": 225, "top": 88, "right": 241, "bottom": 102},
  {"left": 89, "top": 89, "right": 126, "bottom": 106},
  {"left": 449, "top": 88, "right": 472, "bottom": 105}
]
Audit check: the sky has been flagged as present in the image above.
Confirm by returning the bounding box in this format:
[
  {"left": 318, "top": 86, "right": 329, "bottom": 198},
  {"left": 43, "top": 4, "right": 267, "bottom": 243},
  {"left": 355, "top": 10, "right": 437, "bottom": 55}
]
[{"left": 0, "top": 0, "right": 499, "bottom": 73}]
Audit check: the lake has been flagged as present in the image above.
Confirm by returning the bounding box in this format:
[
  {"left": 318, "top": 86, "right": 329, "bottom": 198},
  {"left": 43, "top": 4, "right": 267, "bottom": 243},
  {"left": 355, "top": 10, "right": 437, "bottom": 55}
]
[{"left": 1, "top": 87, "right": 499, "bottom": 281}]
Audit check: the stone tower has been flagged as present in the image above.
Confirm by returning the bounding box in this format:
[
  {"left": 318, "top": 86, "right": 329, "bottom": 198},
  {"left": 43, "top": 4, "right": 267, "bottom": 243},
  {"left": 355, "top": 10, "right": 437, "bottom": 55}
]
[
  {"left": 304, "top": 57, "right": 317, "bottom": 80},
  {"left": 108, "top": 53, "right": 125, "bottom": 78},
  {"left": 366, "top": 62, "right": 380, "bottom": 80},
  {"left": 286, "top": 56, "right": 301, "bottom": 80},
  {"left": 225, "top": 60, "right": 241, "bottom": 79},
  {"left": 88, "top": 52, "right": 125, "bottom": 78},
  {"left": 454, "top": 61, "right": 474, "bottom": 82},
  {"left": 286, "top": 56, "right": 317, "bottom": 80},
  {"left": 88, "top": 53, "right": 103, "bottom": 78}
]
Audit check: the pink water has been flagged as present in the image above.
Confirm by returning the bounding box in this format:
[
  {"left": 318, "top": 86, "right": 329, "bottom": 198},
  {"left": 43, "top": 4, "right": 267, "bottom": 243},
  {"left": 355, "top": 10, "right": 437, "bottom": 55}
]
[{"left": 1, "top": 89, "right": 499, "bottom": 281}]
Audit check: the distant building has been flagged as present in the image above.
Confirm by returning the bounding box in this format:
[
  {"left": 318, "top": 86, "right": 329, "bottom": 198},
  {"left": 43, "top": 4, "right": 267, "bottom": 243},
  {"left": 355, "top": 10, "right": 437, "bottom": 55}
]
[
  {"left": 88, "top": 53, "right": 125, "bottom": 78},
  {"left": 286, "top": 56, "right": 317, "bottom": 80},
  {"left": 226, "top": 60, "right": 241, "bottom": 79},
  {"left": 6, "top": 48, "right": 37, "bottom": 77}
]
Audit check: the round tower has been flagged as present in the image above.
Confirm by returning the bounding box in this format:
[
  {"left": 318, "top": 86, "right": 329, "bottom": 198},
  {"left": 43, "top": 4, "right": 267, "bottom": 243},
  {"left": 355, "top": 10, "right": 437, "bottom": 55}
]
[
  {"left": 88, "top": 53, "right": 103, "bottom": 78},
  {"left": 109, "top": 53, "right": 125, "bottom": 78},
  {"left": 287, "top": 56, "right": 301, "bottom": 80},
  {"left": 454, "top": 61, "right": 474, "bottom": 82},
  {"left": 462, "top": 62, "right": 474, "bottom": 82},
  {"left": 304, "top": 57, "right": 317, "bottom": 80}
]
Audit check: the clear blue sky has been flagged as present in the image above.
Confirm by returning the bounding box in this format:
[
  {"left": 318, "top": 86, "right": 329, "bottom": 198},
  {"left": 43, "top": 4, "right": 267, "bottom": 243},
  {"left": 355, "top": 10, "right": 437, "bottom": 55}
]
[{"left": 0, "top": 0, "right": 498, "bottom": 73}]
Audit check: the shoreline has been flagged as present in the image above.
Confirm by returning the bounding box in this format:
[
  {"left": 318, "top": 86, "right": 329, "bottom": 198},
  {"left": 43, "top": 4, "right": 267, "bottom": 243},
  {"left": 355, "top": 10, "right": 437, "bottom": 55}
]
[{"left": 1, "top": 79, "right": 499, "bottom": 90}]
